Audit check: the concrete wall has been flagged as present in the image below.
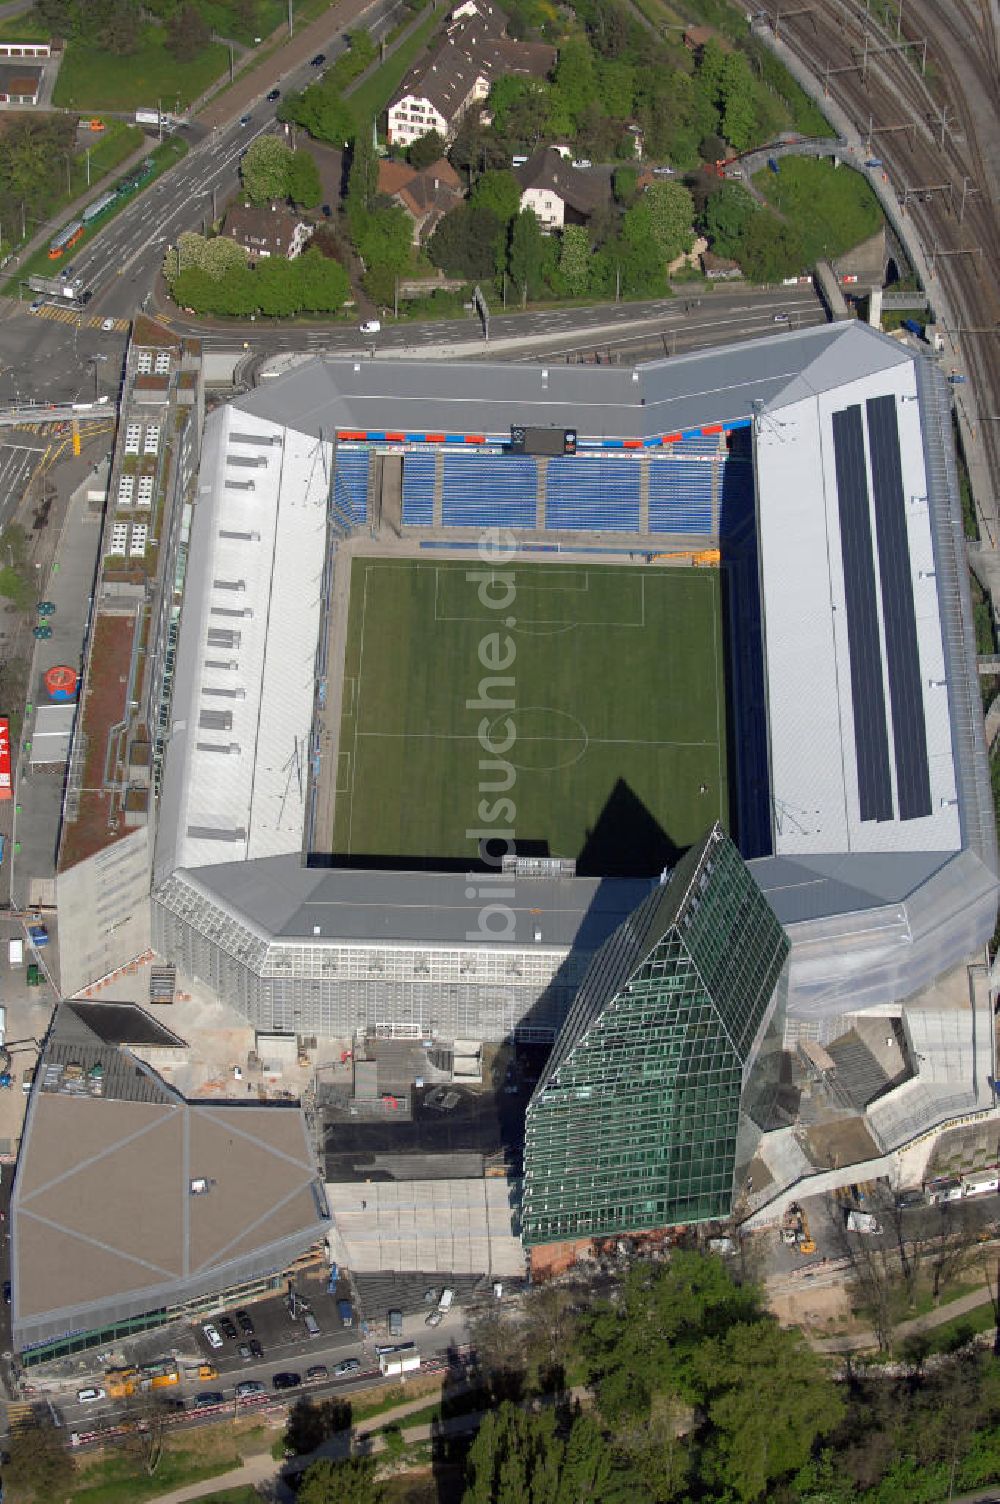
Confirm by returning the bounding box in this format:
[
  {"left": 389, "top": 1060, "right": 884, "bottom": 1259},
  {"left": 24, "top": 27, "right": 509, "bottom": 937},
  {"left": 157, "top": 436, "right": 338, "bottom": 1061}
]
[{"left": 56, "top": 825, "right": 152, "bottom": 996}]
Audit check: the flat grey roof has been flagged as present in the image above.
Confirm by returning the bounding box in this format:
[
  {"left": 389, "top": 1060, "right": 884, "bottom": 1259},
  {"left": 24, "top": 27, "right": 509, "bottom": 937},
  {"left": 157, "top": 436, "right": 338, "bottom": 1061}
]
[
  {"left": 234, "top": 324, "right": 911, "bottom": 442},
  {"left": 179, "top": 856, "right": 653, "bottom": 951}
]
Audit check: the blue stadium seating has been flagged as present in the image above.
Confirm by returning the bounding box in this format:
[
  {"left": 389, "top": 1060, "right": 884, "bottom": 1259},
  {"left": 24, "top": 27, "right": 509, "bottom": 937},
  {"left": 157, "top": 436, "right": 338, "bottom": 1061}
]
[
  {"left": 545, "top": 457, "right": 641, "bottom": 531},
  {"left": 440, "top": 455, "right": 538, "bottom": 528},
  {"left": 334, "top": 449, "right": 370, "bottom": 525},
  {"left": 647, "top": 460, "right": 714, "bottom": 533},
  {"left": 401, "top": 453, "right": 436, "bottom": 526},
  {"left": 666, "top": 433, "right": 723, "bottom": 457},
  {"left": 718, "top": 456, "right": 755, "bottom": 533}
]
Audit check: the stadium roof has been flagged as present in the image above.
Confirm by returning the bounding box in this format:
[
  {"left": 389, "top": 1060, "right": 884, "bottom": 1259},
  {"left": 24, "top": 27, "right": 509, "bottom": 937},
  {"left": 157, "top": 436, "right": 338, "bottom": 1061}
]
[
  {"left": 154, "top": 404, "right": 328, "bottom": 883},
  {"left": 756, "top": 351, "right": 959, "bottom": 857},
  {"left": 11, "top": 1003, "right": 328, "bottom": 1352},
  {"left": 234, "top": 323, "right": 909, "bottom": 441},
  {"left": 168, "top": 857, "right": 653, "bottom": 950}
]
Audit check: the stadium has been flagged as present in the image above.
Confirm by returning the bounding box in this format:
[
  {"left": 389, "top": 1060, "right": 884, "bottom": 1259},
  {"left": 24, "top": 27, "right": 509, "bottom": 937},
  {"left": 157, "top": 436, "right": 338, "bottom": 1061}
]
[{"left": 151, "top": 320, "right": 997, "bottom": 1220}]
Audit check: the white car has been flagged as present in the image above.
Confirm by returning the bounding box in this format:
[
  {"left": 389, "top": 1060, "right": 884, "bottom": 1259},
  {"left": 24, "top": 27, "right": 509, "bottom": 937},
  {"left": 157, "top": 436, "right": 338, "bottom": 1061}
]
[
  {"left": 77, "top": 1387, "right": 105, "bottom": 1404},
  {"left": 571, "top": 158, "right": 592, "bottom": 168},
  {"left": 100, "top": 317, "right": 115, "bottom": 331},
  {"left": 360, "top": 319, "right": 381, "bottom": 336},
  {"left": 202, "top": 1322, "right": 224, "bottom": 1350}
]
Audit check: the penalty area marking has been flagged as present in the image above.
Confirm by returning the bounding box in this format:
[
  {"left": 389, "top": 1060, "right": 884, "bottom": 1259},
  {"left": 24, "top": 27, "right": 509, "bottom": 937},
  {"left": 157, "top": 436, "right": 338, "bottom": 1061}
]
[
  {"left": 433, "top": 567, "right": 645, "bottom": 629},
  {"left": 335, "top": 752, "right": 351, "bottom": 793}
]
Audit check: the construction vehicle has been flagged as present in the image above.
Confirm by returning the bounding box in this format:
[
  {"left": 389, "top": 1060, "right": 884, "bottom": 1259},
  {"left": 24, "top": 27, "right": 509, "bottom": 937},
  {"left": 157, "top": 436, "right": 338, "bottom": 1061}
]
[
  {"left": 648, "top": 549, "right": 721, "bottom": 567},
  {"left": 104, "top": 1367, "right": 138, "bottom": 1399},
  {"left": 781, "top": 1202, "right": 817, "bottom": 1255}
]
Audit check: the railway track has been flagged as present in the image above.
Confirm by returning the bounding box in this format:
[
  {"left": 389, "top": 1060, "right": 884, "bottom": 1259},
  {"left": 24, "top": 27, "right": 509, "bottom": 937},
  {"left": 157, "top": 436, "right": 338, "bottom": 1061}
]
[{"left": 761, "top": 1, "right": 1000, "bottom": 540}]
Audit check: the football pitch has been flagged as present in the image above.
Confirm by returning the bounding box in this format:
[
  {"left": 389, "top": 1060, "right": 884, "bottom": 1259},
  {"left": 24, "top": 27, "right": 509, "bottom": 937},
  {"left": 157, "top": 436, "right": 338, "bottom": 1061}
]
[{"left": 331, "top": 557, "right": 729, "bottom": 872}]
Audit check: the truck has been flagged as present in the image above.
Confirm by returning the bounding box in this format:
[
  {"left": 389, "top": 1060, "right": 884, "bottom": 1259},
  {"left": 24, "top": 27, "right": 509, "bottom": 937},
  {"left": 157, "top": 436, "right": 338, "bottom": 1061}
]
[
  {"left": 28, "top": 924, "right": 48, "bottom": 948},
  {"left": 135, "top": 108, "right": 161, "bottom": 128},
  {"left": 8, "top": 939, "right": 23, "bottom": 966},
  {"left": 378, "top": 1350, "right": 420, "bottom": 1378},
  {"left": 337, "top": 1299, "right": 354, "bottom": 1328},
  {"left": 28, "top": 274, "right": 83, "bottom": 302},
  {"left": 846, "top": 1210, "right": 881, "bottom": 1234}
]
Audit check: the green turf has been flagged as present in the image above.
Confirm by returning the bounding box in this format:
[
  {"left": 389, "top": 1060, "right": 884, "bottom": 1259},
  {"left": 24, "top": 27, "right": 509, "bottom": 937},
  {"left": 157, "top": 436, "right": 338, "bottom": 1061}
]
[
  {"left": 332, "top": 558, "right": 728, "bottom": 871},
  {"left": 53, "top": 28, "right": 229, "bottom": 112}
]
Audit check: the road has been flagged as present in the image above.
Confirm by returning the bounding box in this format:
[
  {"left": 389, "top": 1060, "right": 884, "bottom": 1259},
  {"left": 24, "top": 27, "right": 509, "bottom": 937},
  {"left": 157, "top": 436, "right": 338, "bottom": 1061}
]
[{"left": 65, "top": 0, "right": 408, "bottom": 320}]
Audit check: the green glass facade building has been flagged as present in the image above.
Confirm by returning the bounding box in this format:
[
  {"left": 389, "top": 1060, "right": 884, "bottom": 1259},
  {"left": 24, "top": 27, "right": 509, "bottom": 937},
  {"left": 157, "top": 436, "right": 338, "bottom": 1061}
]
[{"left": 521, "top": 824, "right": 789, "bottom": 1246}]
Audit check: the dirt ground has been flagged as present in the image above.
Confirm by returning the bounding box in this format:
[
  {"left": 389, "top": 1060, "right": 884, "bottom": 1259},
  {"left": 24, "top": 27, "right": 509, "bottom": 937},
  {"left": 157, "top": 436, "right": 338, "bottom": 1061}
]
[{"left": 767, "top": 1279, "right": 855, "bottom": 1335}]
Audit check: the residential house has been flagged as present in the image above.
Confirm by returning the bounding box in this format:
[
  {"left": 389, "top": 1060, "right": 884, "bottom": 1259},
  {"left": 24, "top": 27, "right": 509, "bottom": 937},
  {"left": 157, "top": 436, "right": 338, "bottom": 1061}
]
[
  {"left": 378, "top": 157, "right": 464, "bottom": 245},
  {"left": 223, "top": 203, "right": 312, "bottom": 265},
  {"left": 387, "top": 0, "right": 555, "bottom": 148},
  {"left": 514, "top": 147, "right": 609, "bottom": 232}
]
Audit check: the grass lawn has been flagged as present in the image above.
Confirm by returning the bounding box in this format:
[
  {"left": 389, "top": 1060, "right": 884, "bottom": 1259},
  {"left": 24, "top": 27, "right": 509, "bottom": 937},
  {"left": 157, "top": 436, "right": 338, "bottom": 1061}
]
[
  {"left": 347, "top": 8, "right": 443, "bottom": 127},
  {"left": 0, "top": 12, "right": 50, "bottom": 40},
  {"left": 751, "top": 156, "right": 883, "bottom": 264},
  {"left": 332, "top": 557, "right": 728, "bottom": 870},
  {"left": 53, "top": 28, "right": 228, "bottom": 112},
  {"left": 70, "top": 1439, "right": 242, "bottom": 1504},
  {"left": 5, "top": 135, "right": 187, "bottom": 293}
]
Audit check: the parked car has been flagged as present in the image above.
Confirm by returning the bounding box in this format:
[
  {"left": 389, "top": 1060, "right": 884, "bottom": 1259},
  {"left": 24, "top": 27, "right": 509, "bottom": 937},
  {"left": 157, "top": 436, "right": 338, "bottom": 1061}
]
[
  {"left": 772, "top": 313, "right": 790, "bottom": 324},
  {"left": 36, "top": 601, "right": 55, "bottom": 615},
  {"left": 77, "top": 1388, "right": 105, "bottom": 1404},
  {"left": 248, "top": 1339, "right": 264, "bottom": 1360},
  {"left": 239, "top": 114, "right": 252, "bottom": 126},
  {"left": 333, "top": 1358, "right": 362, "bottom": 1377},
  {"left": 422, "top": 1287, "right": 439, "bottom": 1306},
  {"left": 571, "top": 158, "right": 592, "bottom": 168},
  {"left": 310, "top": 52, "right": 326, "bottom": 65},
  {"left": 2, "top": 1281, "right": 10, "bottom": 1305},
  {"left": 236, "top": 1379, "right": 265, "bottom": 1398},
  {"left": 194, "top": 1392, "right": 225, "bottom": 1408},
  {"left": 32, "top": 625, "right": 52, "bottom": 639},
  {"left": 28, "top": 299, "right": 43, "bottom": 314},
  {"left": 360, "top": 319, "right": 381, "bottom": 335},
  {"left": 425, "top": 1309, "right": 443, "bottom": 1327},
  {"left": 219, "top": 1316, "right": 238, "bottom": 1340},
  {"left": 388, "top": 1308, "right": 403, "bottom": 1337},
  {"left": 266, "top": 88, "right": 280, "bottom": 102},
  {"left": 321, "top": 203, "right": 332, "bottom": 217},
  {"left": 272, "top": 1371, "right": 301, "bottom": 1391},
  {"left": 202, "top": 1323, "right": 224, "bottom": 1349},
  {"left": 237, "top": 1343, "right": 252, "bottom": 1362},
  {"left": 236, "top": 1310, "right": 255, "bottom": 1336},
  {"left": 306, "top": 1364, "right": 329, "bottom": 1382},
  {"left": 100, "top": 317, "right": 116, "bottom": 331}
]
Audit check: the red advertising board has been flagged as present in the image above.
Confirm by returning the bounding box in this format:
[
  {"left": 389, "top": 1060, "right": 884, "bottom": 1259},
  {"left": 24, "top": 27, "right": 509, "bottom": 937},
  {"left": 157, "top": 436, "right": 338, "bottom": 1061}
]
[{"left": 0, "top": 716, "right": 12, "bottom": 801}]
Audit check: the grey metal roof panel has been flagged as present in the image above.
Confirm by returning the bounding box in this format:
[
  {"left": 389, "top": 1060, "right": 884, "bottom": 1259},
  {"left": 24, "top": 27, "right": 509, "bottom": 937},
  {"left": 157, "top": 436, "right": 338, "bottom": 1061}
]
[
  {"left": 182, "top": 855, "right": 653, "bottom": 949},
  {"left": 233, "top": 324, "right": 913, "bottom": 443},
  {"left": 749, "top": 850, "right": 953, "bottom": 922}
]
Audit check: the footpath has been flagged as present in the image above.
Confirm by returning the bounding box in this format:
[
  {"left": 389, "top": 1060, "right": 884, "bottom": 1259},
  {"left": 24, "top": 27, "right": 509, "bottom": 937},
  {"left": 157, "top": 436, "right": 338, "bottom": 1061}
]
[{"left": 814, "top": 1281, "right": 997, "bottom": 1355}]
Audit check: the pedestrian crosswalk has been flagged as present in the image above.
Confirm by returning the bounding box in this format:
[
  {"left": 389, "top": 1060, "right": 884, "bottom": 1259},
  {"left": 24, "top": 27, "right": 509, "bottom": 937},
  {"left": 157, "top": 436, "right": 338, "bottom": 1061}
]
[{"left": 29, "top": 304, "right": 129, "bottom": 331}]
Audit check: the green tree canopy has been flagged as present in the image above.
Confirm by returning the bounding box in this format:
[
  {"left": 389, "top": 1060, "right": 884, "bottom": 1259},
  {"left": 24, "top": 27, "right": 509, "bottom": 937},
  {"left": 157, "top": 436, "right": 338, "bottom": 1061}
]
[
  {"left": 719, "top": 52, "right": 756, "bottom": 153},
  {"left": 694, "top": 1321, "right": 845, "bottom": 1502},
  {"left": 298, "top": 1456, "right": 383, "bottom": 1504},
  {"left": 702, "top": 182, "right": 757, "bottom": 256},
  {"left": 408, "top": 129, "right": 446, "bottom": 170},
  {"left": 428, "top": 203, "right": 502, "bottom": 280},
  {"left": 470, "top": 168, "right": 522, "bottom": 226},
  {"left": 624, "top": 179, "right": 694, "bottom": 263},
  {"left": 288, "top": 148, "right": 322, "bottom": 208},
  {"left": 165, "top": 1, "right": 210, "bottom": 62},
  {"left": 508, "top": 207, "right": 547, "bottom": 298},
  {"left": 296, "top": 246, "right": 351, "bottom": 311},
  {"left": 463, "top": 1403, "right": 637, "bottom": 1504},
  {"left": 282, "top": 79, "right": 356, "bottom": 146},
  {"left": 240, "top": 135, "right": 293, "bottom": 205},
  {"left": 552, "top": 35, "right": 598, "bottom": 128},
  {"left": 558, "top": 224, "right": 591, "bottom": 295}
]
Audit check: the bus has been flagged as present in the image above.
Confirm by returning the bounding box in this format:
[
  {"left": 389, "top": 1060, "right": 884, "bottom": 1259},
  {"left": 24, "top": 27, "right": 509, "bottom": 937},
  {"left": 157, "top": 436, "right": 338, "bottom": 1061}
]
[{"left": 48, "top": 220, "right": 84, "bottom": 259}]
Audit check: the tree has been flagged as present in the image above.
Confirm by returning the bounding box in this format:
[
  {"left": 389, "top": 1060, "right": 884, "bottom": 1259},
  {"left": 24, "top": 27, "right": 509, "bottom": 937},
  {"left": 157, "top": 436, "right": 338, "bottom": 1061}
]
[
  {"left": 702, "top": 182, "right": 756, "bottom": 256},
  {"left": 739, "top": 208, "right": 806, "bottom": 281},
  {"left": 96, "top": 0, "right": 141, "bottom": 55},
  {"left": 120, "top": 1392, "right": 175, "bottom": 1477},
  {"left": 166, "top": 1, "right": 210, "bottom": 62},
  {"left": 719, "top": 52, "right": 756, "bottom": 153},
  {"left": 470, "top": 169, "right": 522, "bottom": 227},
  {"left": 408, "top": 128, "right": 446, "bottom": 170},
  {"left": 428, "top": 203, "right": 502, "bottom": 280},
  {"left": 355, "top": 203, "right": 412, "bottom": 276},
  {"left": 296, "top": 246, "right": 351, "bottom": 311},
  {"left": 558, "top": 224, "right": 591, "bottom": 295},
  {"left": 552, "top": 35, "right": 597, "bottom": 127},
  {"left": 240, "top": 135, "right": 293, "bottom": 204},
  {"left": 3, "top": 1419, "right": 73, "bottom": 1500},
  {"left": 288, "top": 149, "right": 322, "bottom": 208},
  {"left": 508, "top": 207, "right": 546, "bottom": 299},
  {"left": 200, "top": 235, "right": 249, "bottom": 279},
  {"left": 463, "top": 1403, "right": 636, "bottom": 1504},
  {"left": 612, "top": 165, "right": 638, "bottom": 204},
  {"left": 298, "top": 1457, "right": 383, "bottom": 1504},
  {"left": 253, "top": 256, "right": 302, "bottom": 317},
  {"left": 625, "top": 179, "right": 694, "bottom": 263},
  {"left": 694, "top": 1321, "right": 844, "bottom": 1503},
  {"left": 288, "top": 81, "right": 355, "bottom": 146},
  {"left": 346, "top": 128, "right": 379, "bottom": 232}
]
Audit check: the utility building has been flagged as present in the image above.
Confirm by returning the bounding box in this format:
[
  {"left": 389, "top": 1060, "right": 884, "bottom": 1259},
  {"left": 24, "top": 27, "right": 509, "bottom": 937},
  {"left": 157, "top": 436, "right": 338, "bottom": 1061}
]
[{"left": 521, "top": 825, "right": 789, "bottom": 1249}]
